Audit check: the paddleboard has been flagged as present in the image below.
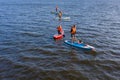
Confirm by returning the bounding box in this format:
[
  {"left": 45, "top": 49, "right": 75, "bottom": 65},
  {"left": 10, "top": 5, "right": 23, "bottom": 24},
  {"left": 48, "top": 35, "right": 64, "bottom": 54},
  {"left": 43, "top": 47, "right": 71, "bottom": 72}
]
[
  {"left": 53, "top": 31, "right": 64, "bottom": 40},
  {"left": 55, "top": 17, "right": 71, "bottom": 21},
  {"left": 64, "top": 40, "right": 95, "bottom": 50}
]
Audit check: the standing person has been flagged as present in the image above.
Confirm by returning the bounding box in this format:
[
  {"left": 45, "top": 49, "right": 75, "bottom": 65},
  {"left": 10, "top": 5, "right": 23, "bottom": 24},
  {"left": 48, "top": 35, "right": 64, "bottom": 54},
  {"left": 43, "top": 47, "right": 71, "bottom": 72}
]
[
  {"left": 70, "top": 25, "right": 76, "bottom": 42},
  {"left": 58, "top": 11, "right": 62, "bottom": 20},
  {"left": 56, "top": 6, "right": 58, "bottom": 12},
  {"left": 57, "top": 25, "right": 63, "bottom": 34}
]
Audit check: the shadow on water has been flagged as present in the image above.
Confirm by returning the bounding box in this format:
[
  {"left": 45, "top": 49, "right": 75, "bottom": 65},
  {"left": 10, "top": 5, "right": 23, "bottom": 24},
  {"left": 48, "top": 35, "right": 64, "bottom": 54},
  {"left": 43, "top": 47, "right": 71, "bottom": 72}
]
[
  {"left": 84, "top": 49, "right": 98, "bottom": 56},
  {"left": 53, "top": 38, "right": 64, "bottom": 44}
]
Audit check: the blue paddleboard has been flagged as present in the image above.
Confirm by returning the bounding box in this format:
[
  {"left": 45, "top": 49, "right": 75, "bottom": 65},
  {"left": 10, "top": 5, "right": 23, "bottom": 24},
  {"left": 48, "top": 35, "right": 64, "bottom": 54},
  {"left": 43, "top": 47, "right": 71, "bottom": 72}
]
[{"left": 64, "top": 40, "right": 95, "bottom": 50}]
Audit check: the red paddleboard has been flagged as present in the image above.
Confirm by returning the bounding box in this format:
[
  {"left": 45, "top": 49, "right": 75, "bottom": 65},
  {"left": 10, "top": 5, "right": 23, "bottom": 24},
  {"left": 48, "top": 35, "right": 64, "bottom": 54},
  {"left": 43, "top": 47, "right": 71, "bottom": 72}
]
[{"left": 53, "top": 31, "right": 64, "bottom": 39}]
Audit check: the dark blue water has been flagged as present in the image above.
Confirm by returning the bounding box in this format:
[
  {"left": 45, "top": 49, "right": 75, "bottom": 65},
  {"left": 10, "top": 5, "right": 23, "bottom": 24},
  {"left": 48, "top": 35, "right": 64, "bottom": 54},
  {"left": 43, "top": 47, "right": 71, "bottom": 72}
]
[{"left": 0, "top": 0, "right": 120, "bottom": 80}]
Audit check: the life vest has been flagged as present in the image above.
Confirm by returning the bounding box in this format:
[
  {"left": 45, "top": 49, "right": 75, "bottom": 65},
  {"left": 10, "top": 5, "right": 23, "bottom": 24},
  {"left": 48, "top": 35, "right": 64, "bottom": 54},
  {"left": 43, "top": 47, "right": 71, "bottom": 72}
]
[
  {"left": 57, "top": 26, "right": 63, "bottom": 32},
  {"left": 71, "top": 27, "right": 76, "bottom": 34},
  {"left": 58, "top": 12, "right": 62, "bottom": 18}
]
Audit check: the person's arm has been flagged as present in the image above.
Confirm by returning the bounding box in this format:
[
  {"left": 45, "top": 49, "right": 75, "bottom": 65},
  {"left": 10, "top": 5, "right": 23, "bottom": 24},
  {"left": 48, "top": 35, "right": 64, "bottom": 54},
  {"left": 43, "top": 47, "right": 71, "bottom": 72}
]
[{"left": 70, "top": 28, "right": 72, "bottom": 33}]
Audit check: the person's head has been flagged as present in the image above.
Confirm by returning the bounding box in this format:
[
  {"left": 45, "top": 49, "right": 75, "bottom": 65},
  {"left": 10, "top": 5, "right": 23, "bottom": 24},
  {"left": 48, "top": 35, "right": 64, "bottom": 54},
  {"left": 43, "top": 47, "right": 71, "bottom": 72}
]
[
  {"left": 58, "top": 25, "right": 61, "bottom": 28},
  {"left": 59, "top": 11, "right": 62, "bottom": 13},
  {"left": 78, "top": 39, "right": 82, "bottom": 43},
  {"left": 73, "top": 25, "right": 76, "bottom": 27},
  {"left": 59, "top": 25, "right": 62, "bottom": 27},
  {"left": 72, "top": 25, "right": 75, "bottom": 28}
]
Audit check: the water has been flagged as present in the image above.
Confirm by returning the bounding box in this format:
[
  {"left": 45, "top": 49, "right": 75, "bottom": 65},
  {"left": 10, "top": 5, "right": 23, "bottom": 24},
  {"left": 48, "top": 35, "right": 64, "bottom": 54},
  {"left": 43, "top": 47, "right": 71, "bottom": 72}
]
[{"left": 0, "top": 0, "right": 120, "bottom": 80}]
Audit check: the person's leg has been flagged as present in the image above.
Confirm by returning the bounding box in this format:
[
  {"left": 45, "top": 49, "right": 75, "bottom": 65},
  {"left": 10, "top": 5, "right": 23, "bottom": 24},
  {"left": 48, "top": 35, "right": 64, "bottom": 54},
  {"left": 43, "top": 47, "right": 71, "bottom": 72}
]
[
  {"left": 58, "top": 31, "right": 61, "bottom": 34},
  {"left": 71, "top": 34, "right": 74, "bottom": 42},
  {"left": 73, "top": 34, "right": 76, "bottom": 42}
]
